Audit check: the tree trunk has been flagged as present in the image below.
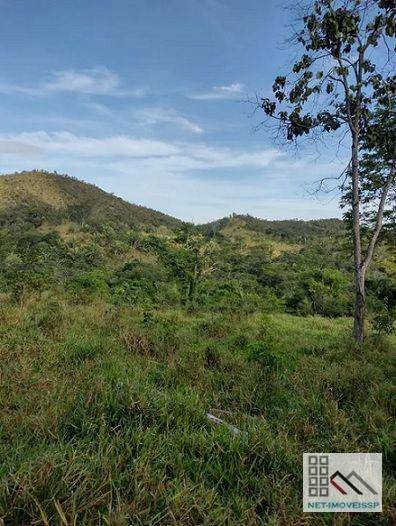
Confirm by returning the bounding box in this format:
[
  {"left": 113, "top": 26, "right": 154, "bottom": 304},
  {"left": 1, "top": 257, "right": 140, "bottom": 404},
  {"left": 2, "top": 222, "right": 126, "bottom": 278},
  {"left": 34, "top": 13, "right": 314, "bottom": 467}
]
[
  {"left": 351, "top": 131, "right": 364, "bottom": 345},
  {"left": 354, "top": 269, "right": 365, "bottom": 345}
]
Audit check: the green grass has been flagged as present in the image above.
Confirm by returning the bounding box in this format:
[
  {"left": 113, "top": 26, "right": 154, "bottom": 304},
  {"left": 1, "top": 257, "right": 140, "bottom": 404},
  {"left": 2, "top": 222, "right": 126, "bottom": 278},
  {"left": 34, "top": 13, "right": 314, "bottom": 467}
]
[{"left": 0, "top": 296, "right": 395, "bottom": 525}]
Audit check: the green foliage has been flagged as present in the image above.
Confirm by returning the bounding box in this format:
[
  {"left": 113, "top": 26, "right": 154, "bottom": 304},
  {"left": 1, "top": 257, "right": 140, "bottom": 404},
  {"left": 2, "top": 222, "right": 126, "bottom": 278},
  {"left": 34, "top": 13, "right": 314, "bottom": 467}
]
[
  {"left": 262, "top": 0, "right": 395, "bottom": 141},
  {"left": 373, "top": 309, "right": 395, "bottom": 335},
  {"left": 0, "top": 187, "right": 393, "bottom": 318},
  {"left": 68, "top": 270, "right": 109, "bottom": 300},
  {"left": 109, "top": 260, "right": 180, "bottom": 306},
  {"left": 286, "top": 268, "right": 351, "bottom": 317}
]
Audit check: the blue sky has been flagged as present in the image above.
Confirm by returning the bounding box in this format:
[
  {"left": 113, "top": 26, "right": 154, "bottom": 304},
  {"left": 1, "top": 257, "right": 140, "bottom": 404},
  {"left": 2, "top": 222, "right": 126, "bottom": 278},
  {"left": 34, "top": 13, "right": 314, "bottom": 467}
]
[{"left": 0, "top": 0, "right": 346, "bottom": 222}]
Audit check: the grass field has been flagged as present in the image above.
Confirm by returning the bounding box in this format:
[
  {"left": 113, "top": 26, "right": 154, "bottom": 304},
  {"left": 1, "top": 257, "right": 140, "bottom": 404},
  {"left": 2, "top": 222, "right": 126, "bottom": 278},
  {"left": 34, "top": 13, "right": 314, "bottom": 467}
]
[{"left": 1, "top": 295, "right": 394, "bottom": 525}]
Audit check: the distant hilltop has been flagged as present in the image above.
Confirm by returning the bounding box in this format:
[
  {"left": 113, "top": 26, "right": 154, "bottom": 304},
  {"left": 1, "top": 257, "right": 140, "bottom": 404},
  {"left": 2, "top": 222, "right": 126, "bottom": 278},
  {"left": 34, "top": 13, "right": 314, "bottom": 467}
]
[
  {"left": 0, "top": 170, "right": 343, "bottom": 239},
  {"left": 0, "top": 170, "right": 182, "bottom": 230}
]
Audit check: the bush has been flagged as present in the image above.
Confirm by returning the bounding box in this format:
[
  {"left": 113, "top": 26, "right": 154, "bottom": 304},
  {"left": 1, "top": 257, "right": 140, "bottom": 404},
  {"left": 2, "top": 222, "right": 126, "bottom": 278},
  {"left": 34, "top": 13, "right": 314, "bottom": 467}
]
[
  {"left": 108, "top": 261, "right": 177, "bottom": 306},
  {"left": 373, "top": 309, "right": 395, "bottom": 335},
  {"left": 68, "top": 270, "right": 108, "bottom": 300},
  {"left": 286, "top": 268, "right": 352, "bottom": 317}
]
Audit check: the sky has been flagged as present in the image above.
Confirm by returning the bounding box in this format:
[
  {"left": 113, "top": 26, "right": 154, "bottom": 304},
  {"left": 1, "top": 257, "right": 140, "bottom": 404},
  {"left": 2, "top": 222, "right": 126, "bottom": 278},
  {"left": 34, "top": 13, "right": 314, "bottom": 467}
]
[{"left": 0, "top": 0, "right": 348, "bottom": 222}]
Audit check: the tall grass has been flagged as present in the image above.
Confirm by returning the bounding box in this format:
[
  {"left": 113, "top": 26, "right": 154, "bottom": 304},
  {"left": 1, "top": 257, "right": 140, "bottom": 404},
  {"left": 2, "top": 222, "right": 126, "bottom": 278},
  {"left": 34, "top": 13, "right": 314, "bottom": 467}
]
[{"left": 0, "top": 295, "right": 394, "bottom": 524}]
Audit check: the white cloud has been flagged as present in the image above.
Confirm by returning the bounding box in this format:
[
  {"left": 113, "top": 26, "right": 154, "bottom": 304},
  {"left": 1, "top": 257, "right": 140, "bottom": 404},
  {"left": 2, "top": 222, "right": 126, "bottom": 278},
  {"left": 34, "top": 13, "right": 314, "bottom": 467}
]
[
  {"left": 0, "top": 140, "right": 42, "bottom": 156},
  {"left": 0, "top": 131, "right": 280, "bottom": 171},
  {"left": 0, "top": 130, "right": 344, "bottom": 222},
  {"left": 0, "top": 83, "right": 42, "bottom": 96},
  {"left": 1, "top": 132, "right": 178, "bottom": 158},
  {"left": 0, "top": 68, "right": 145, "bottom": 98},
  {"left": 189, "top": 82, "right": 246, "bottom": 100},
  {"left": 136, "top": 107, "right": 203, "bottom": 134},
  {"left": 83, "top": 102, "right": 114, "bottom": 116},
  {"left": 44, "top": 68, "right": 120, "bottom": 95},
  {"left": 102, "top": 157, "right": 341, "bottom": 223}
]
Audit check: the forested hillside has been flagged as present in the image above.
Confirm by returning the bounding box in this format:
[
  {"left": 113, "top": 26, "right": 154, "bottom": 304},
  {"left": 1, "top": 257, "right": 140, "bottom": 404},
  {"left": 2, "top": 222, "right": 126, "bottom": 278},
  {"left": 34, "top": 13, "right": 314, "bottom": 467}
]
[
  {"left": 0, "top": 170, "right": 181, "bottom": 229},
  {"left": 0, "top": 171, "right": 394, "bottom": 323}
]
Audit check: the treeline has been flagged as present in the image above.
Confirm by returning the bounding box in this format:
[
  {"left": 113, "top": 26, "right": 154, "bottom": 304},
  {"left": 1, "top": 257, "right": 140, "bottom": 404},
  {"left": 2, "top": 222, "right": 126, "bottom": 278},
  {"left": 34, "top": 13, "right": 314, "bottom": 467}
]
[{"left": 0, "top": 215, "right": 394, "bottom": 332}]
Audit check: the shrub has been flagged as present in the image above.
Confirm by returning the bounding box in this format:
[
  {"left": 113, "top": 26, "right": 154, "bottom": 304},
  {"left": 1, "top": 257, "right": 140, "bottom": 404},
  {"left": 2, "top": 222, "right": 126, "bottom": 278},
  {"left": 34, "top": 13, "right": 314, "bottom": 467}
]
[{"left": 68, "top": 270, "right": 108, "bottom": 300}]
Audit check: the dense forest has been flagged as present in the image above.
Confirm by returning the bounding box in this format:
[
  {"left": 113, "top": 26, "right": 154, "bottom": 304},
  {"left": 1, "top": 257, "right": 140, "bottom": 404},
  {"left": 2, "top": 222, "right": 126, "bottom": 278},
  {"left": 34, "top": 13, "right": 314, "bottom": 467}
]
[{"left": 0, "top": 171, "right": 395, "bottom": 524}]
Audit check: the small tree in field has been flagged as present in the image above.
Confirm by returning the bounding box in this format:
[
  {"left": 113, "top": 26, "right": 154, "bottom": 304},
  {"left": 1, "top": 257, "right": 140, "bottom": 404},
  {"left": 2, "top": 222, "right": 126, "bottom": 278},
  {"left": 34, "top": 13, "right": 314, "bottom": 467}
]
[{"left": 261, "top": 0, "right": 395, "bottom": 344}]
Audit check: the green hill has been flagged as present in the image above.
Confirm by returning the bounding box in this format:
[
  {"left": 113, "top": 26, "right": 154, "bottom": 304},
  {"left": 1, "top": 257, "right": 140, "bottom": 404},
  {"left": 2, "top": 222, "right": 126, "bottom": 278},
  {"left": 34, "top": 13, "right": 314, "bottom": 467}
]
[
  {"left": 0, "top": 170, "right": 182, "bottom": 230},
  {"left": 0, "top": 169, "right": 393, "bottom": 321},
  {"left": 202, "top": 214, "right": 344, "bottom": 242},
  {"left": 0, "top": 171, "right": 345, "bottom": 241}
]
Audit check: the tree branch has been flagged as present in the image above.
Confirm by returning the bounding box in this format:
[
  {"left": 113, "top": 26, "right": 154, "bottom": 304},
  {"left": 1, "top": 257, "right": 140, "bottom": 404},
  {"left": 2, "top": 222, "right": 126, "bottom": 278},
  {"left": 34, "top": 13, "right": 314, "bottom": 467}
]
[{"left": 362, "top": 163, "right": 396, "bottom": 272}]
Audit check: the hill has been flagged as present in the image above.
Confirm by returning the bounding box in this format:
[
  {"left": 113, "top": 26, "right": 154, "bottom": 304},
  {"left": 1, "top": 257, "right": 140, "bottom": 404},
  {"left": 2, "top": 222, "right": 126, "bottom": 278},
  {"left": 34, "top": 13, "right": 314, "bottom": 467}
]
[
  {"left": 201, "top": 214, "right": 344, "bottom": 242},
  {"left": 0, "top": 170, "right": 182, "bottom": 230},
  {"left": 0, "top": 171, "right": 346, "bottom": 240}
]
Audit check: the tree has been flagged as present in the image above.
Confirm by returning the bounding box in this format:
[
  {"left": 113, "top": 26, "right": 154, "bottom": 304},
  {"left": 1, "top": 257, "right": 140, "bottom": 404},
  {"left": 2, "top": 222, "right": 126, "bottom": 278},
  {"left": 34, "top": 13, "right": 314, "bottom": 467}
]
[
  {"left": 357, "top": 77, "right": 396, "bottom": 232},
  {"left": 175, "top": 226, "right": 219, "bottom": 305},
  {"left": 260, "top": 0, "right": 395, "bottom": 344}
]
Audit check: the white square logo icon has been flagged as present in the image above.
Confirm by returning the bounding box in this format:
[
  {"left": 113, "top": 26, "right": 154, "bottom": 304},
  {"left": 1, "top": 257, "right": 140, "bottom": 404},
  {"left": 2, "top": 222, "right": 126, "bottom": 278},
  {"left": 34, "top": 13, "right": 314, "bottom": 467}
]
[{"left": 303, "top": 453, "right": 382, "bottom": 513}]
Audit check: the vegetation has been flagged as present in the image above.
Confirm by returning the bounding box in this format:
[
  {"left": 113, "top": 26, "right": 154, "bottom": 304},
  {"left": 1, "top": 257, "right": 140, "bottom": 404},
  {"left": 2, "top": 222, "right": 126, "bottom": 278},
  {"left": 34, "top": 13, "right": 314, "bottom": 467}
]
[
  {"left": 260, "top": 0, "right": 395, "bottom": 343},
  {"left": 0, "top": 171, "right": 395, "bottom": 524},
  {"left": 0, "top": 170, "right": 181, "bottom": 230}
]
